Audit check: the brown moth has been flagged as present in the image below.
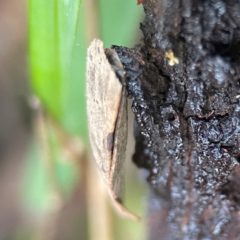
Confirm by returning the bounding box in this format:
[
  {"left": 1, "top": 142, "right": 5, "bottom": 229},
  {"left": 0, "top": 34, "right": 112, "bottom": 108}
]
[{"left": 86, "top": 39, "right": 139, "bottom": 221}]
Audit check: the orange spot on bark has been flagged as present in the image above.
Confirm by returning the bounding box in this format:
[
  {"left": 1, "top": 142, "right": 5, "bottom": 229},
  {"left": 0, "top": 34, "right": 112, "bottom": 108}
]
[
  {"left": 222, "top": 148, "right": 228, "bottom": 153},
  {"left": 137, "top": 0, "right": 143, "bottom": 5}
]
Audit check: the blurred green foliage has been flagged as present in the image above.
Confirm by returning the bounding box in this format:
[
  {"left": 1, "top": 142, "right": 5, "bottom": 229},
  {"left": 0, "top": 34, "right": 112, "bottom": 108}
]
[{"left": 27, "top": 0, "right": 145, "bottom": 239}]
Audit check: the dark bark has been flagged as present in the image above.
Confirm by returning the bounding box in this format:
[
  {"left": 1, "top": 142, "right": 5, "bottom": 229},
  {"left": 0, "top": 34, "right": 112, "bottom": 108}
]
[{"left": 113, "top": 0, "right": 240, "bottom": 239}]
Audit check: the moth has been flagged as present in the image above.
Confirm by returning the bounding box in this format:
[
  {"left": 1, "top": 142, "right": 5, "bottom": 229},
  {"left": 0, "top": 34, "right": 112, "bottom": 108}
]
[{"left": 86, "top": 39, "right": 139, "bottom": 221}]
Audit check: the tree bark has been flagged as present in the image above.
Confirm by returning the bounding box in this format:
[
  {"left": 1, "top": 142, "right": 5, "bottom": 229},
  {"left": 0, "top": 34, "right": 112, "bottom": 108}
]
[{"left": 113, "top": 0, "right": 240, "bottom": 239}]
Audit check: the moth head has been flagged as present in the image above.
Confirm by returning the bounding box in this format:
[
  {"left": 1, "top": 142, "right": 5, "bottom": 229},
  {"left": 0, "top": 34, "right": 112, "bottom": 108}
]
[{"left": 105, "top": 48, "right": 126, "bottom": 85}]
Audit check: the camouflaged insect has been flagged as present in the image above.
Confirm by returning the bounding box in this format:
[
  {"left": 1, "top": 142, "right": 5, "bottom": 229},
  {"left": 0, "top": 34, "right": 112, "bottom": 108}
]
[{"left": 86, "top": 39, "right": 139, "bottom": 221}]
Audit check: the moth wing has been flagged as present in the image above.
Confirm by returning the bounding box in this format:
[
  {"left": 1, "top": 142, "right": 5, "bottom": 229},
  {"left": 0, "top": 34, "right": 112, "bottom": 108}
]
[
  {"left": 109, "top": 87, "right": 127, "bottom": 202},
  {"left": 86, "top": 39, "right": 122, "bottom": 188},
  {"left": 109, "top": 86, "right": 141, "bottom": 221},
  {"left": 86, "top": 39, "right": 140, "bottom": 221}
]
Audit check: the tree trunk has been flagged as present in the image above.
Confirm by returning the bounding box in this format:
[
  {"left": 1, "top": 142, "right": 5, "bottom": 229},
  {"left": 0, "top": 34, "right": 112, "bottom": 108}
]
[{"left": 113, "top": 0, "right": 240, "bottom": 239}]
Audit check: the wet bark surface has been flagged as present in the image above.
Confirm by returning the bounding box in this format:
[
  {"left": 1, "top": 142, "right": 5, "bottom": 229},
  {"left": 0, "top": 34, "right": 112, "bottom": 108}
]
[{"left": 113, "top": 0, "right": 240, "bottom": 239}]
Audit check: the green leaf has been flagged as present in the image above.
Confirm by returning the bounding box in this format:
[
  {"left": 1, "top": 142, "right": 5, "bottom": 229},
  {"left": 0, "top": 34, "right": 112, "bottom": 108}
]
[
  {"left": 23, "top": 132, "right": 79, "bottom": 212},
  {"left": 99, "top": 0, "right": 143, "bottom": 47},
  {"left": 29, "top": 0, "right": 85, "bottom": 137}
]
